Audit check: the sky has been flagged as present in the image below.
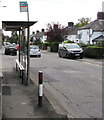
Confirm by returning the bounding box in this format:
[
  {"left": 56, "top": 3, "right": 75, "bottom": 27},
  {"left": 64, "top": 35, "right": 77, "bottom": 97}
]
[{"left": 0, "top": 0, "right": 103, "bottom": 36}]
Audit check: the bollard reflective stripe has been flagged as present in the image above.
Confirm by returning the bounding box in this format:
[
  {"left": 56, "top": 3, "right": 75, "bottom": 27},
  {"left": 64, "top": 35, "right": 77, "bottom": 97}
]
[{"left": 39, "top": 84, "right": 43, "bottom": 96}]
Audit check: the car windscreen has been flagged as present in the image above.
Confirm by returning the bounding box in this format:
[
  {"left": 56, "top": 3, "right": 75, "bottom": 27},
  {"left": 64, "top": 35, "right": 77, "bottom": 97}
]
[
  {"left": 30, "top": 46, "right": 39, "bottom": 49},
  {"left": 65, "top": 44, "right": 80, "bottom": 49},
  {"left": 8, "top": 45, "right": 16, "bottom": 48}
]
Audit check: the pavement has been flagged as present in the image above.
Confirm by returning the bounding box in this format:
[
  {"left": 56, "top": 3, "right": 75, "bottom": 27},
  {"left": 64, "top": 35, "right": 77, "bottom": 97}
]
[{"left": 1, "top": 54, "right": 68, "bottom": 119}]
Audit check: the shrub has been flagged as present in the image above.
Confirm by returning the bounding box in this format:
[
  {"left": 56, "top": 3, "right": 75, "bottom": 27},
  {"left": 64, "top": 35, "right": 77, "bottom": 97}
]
[
  {"left": 78, "top": 43, "right": 87, "bottom": 47},
  {"left": 63, "top": 40, "right": 74, "bottom": 43},
  {"left": 50, "top": 42, "right": 59, "bottom": 52},
  {"left": 42, "top": 42, "right": 50, "bottom": 50},
  {"left": 33, "top": 40, "right": 41, "bottom": 45},
  {"left": 84, "top": 46, "right": 104, "bottom": 58}
]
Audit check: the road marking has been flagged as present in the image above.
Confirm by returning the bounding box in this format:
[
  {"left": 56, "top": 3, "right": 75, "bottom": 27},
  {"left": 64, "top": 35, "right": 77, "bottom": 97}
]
[
  {"left": 90, "top": 75, "right": 102, "bottom": 81},
  {"left": 83, "top": 61, "right": 102, "bottom": 67},
  {"left": 63, "top": 70, "right": 77, "bottom": 73}
]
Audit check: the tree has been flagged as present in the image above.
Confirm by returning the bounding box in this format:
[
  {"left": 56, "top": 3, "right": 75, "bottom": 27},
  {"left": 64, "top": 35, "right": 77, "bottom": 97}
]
[
  {"left": 46, "top": 23, "right": 68, "bottom": 43},
  {"left": 4, "top": 35, "right": 10, "bottom": 42},
  {"left": 10, "top": 31, "right": 18, "bottom": 44},
  {"left": 75, "top": 17, "right": 91, "bottom": 27}
]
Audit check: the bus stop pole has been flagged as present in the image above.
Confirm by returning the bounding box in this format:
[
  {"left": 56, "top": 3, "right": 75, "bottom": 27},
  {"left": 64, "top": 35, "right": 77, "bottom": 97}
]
[
  {"left": 19, "top": 30, "right": 20, "bottom": 62},
  {"left": 27, "top": 4, "right": 30, "bottom": 85},
  {"left": 27, "top": 26, "right": 30, "bottom": 85},
  {"left": 27, "top": 5, "right": 29, "bottom": 22}
]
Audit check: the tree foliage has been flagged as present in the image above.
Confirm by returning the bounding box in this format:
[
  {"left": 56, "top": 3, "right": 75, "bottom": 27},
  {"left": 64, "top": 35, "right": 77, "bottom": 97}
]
[
  {"left": 75, "top": 17, "right": 91, "bottom": 27},
  {"left": 10, "top": 31, "right": 18, "bottom": 43},
  {"left": 46, "top": 23, "right": 68, "bottom": 43}
]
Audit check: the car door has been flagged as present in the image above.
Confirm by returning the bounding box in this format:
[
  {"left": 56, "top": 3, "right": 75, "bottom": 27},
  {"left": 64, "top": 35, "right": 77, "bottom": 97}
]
[{"left": 62, "top": 47, "right": 67, "bottom": 57}]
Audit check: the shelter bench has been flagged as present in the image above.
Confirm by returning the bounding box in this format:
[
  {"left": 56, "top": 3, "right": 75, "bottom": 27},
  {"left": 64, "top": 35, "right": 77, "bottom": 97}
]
[{"left": 16, "top": 59, "right": 25, "bottom": 83}]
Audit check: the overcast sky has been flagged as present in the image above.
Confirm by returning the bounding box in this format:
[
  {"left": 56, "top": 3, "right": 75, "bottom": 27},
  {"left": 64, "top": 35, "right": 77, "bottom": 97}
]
[{"left": 0, "top": 0, "right": 103, "bottom": 36}]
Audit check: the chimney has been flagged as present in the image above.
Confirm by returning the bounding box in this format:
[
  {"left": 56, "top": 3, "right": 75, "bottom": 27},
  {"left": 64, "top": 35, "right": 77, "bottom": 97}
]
[
  {"left": 41, "top": 29, "right": 45, "bottom": 32},
  {"left": 68, "top": 22, "right": 74, "bottom": 27},
  {"left": 97, "top": 12, "right": 104, "bottom": 20},
  {"left": 32, "top": 31, "right": 35, "bottom": 34}
]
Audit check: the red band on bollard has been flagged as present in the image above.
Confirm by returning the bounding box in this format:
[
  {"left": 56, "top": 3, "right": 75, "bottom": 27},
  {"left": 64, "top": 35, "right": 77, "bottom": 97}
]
[{"left": 39, "top": 71, "right": 43, "bottom": 84}]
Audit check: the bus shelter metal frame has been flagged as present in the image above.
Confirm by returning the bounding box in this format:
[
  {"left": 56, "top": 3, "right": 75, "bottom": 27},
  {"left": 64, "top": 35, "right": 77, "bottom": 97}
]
[{"left": 2, "top": 21, "right": 37, "bottom": 85}]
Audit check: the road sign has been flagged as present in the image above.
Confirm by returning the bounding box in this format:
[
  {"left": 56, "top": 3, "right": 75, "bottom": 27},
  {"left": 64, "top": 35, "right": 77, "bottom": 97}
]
[{"left": 20, "top": 1, "right": 28, "bottom": 12}]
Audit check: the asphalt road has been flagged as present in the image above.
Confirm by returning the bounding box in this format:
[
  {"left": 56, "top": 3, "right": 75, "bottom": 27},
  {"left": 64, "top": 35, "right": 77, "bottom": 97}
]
[{"left": 30, "top": 51, "right": 102, "bottom": 119}]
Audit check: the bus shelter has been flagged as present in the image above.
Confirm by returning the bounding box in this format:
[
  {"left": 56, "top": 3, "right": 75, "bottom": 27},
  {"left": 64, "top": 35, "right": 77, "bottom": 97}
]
[{"left": 2, "top": 21, "right": 37, "bottom": 85}]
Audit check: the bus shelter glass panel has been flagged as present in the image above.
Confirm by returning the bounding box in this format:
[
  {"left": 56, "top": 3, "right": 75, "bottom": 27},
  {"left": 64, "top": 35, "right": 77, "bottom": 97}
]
[{"left": 20, "top": 29, "right": 28, "bottom": 74}]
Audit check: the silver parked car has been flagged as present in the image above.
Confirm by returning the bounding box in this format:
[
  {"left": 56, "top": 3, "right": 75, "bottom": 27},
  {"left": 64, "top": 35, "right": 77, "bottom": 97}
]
[{"left": 30, "top": 45, "right": 41, "bottom": 57}]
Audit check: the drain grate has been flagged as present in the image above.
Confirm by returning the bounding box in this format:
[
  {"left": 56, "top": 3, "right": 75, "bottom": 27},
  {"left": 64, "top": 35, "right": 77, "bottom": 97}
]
[{"left": 2, "top": 86, "right": 11, "bottom": 95}]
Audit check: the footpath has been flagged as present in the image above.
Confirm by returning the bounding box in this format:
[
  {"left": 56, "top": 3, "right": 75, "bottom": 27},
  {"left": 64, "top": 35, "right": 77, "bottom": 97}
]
[{"left": 1, "top": 55, "right": 68, "bottom": 119}]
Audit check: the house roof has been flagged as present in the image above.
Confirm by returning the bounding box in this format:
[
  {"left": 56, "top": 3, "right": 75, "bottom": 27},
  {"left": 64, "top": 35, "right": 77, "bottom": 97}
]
[
  {"left": 79, "top": 20, "right": 104, "bottom": 31},
  {"left": 31, "top": 31, "right": 45, "bottom": 38},
  {"left": 65, "top": 26, "right": 78, "bottom": 35},
  {"left": 92, "top": 35, "right": 104, "bottom": 42}
]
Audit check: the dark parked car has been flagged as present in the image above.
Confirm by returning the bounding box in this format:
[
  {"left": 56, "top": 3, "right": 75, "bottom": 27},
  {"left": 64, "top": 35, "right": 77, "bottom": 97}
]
[
  {"left": 58, "top": 43, "right": 83, "bottom": 59},
  {"left": 5, "top": 44, "right": 17, "bottom": 55}
]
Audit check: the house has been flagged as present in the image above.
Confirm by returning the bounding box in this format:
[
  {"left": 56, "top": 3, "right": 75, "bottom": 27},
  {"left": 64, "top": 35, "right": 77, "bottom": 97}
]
[
  {"left": 31, "top": 29, "right": 47, "bottom": 43},
  {"left": 77, "top": 12, "right": 104, "bottom": 44},
  {"left": 65, "top": 22, "right": 79, "bottom": 43}
]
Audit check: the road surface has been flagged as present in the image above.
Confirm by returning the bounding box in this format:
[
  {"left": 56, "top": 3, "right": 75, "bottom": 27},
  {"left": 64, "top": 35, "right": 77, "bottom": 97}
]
[{"left": 30, "top": 51, "right": 102, "bottom": 118}]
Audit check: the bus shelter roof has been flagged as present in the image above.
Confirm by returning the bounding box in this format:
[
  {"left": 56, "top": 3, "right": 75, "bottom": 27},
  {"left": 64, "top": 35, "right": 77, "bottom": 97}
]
[{"left": 2, "top": 21, "right": 37, "bottom": 31}]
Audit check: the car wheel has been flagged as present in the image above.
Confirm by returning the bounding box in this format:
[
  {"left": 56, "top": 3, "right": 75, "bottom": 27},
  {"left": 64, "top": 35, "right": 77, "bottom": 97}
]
[
  {"left": 14, "top": 53, "right": 17, "bottom": 56},
  {"left": 66, "top": 54, "right": 69, "bottom": 59},
  {"left": 5, "top": 51, "right": 8, "bottom": 55},
  {"left": 80, "top": 56, "right": 83, "bottom": 59},
  {"left": 58, "top": 53, "right": 62, "bottom": 57},
  {"left": 39, "top": 55, "right": 41, "bottom": 57}
]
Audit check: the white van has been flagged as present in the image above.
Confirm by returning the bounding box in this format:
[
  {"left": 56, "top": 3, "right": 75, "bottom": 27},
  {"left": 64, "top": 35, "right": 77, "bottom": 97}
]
[{"left": 58, "top": 43, "right": 83, "bottom": 59}]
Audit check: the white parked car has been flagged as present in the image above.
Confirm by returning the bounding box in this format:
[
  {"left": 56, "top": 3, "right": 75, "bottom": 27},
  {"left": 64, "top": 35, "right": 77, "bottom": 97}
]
[{"left": 30, "top": 45, "right": 41, "bottom": 57}]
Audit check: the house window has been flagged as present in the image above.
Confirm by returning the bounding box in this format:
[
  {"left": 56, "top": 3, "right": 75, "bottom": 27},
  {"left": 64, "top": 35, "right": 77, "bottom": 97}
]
[
  {"left": 76, "top": 35, "right": 79, "bottom": 39},
  {"left": 78, "top": 34, "right": 82, "bottom": 39}
]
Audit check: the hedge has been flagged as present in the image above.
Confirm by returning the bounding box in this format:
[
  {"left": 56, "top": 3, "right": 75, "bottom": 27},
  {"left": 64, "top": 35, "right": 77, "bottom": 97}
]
[
  {"left": 42, "top": 42, "right": 50, "bottom": 50},
  {"left": 50, "top": 42, "right": 59, "bottom": 52},
  {"left": 84, "top": 46, "right": 104, "bottom": 58}
]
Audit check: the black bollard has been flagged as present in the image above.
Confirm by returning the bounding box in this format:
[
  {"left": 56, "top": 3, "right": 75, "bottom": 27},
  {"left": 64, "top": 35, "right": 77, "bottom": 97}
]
[{"left": 38, "top": 71, "right": 43, "bottom": 106}]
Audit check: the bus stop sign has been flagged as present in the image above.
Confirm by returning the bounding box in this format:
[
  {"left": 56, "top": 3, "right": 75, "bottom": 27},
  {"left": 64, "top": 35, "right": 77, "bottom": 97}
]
[{"left": 20, "top": 1, "right": 28, "bottom": 12}]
